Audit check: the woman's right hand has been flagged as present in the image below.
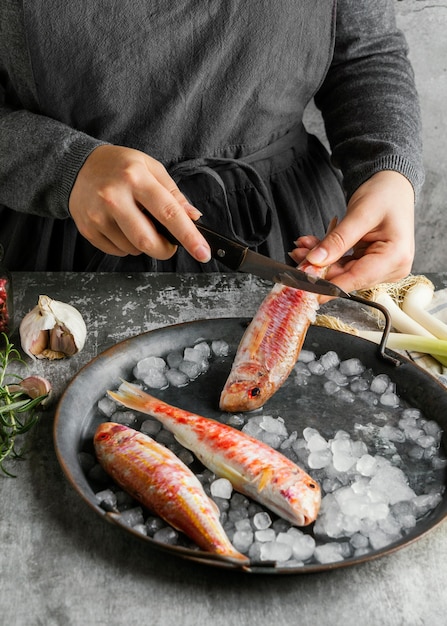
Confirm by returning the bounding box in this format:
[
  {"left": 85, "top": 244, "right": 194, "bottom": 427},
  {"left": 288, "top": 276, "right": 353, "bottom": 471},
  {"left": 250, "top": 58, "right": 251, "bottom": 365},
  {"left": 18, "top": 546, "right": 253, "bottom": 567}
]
[{"left": 68, "top": 144, "right": 211, "bottom": 262}]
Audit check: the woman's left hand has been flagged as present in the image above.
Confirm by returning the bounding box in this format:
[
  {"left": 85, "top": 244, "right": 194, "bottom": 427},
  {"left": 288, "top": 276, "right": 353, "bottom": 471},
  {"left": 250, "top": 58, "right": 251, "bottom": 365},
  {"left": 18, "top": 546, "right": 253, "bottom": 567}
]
[{"left": 289, "top": 171, "right": 416, "bottom": 294}]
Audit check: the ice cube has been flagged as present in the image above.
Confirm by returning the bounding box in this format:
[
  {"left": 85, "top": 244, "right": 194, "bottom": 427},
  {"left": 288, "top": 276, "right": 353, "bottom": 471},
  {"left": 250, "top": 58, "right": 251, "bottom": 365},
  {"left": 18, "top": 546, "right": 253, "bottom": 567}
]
[
  {"left": 183, "top": 347, "right": 209, "bottom": 372},
  {"left": 133, "top": 356, "right": 167, "bottom": 379},
  {"left": 211, "top": 340, "right": 229, "bottom": 357},
  {"left": 370, "top": 374, "right": 391, "bottom": 395},
  {"left": 314, "top": 543, "right": 344, "bottom": 564},
  {"left": 260, "top": 541, "right": 293, "bottom": 562},
  {"left": 141, "top": 368, "right": 169, "bottom": 389},
  {"left": 255, "top": 529, "right": 276, "bottom": 542},
  {"left": 166, "top": 350, "right": 183, "bottom": 369},
  {"left": 210, "top": 478, "right": 233, "bottom": 499},
  {"left": 350, "top": 532, "right": 369, "bottom": 549},
  {"left": 119, "top": 507, "right": 145, "bottom": 528},
  {"left": 324, "top": 380, "right": 340, "bottom": 395},
  {"left": 337, "top": 389, "right": 356, "bottom": 404},
  {"left": 308, "top": 360, "right": 326, "bottom": 375},
  {"left": 320, "top": 351, "right": 341, "bottom": 370},
  {"left": 165, "top": 368, "right": 189, "bottom": 387},
  {"left": 192, "top": 341, "right": 211, "bottom": 358},
  {"left": 97, "top": 396, "right": 117, "bottom": 417},
  {"left": 339, "top": 358, "right": 365, "bottom": 377},
  {"left": 112, "top": 410, "right": 138, "bottom": 427},
  {"left": 368, "top": 466, "right": 416, "bottom": 505},
  {"left": 178, "top": 360, "right": 201, "bottom": 380},
  {"left": 308, "top": 449, "right": 332, "bottom": 469},
  {"left": 379, "top": 392, "right": 400, "bottom": 408},
  {"left": 350, "top": 378, "right": 369, "bottom": 393},
  {"left": 260, "top": 415, "right": 288, "bottom": 437},
  {"left": 140, "top": 419, "right": 162, "bottom": 436},
  {"left": 325, "top": 368, "right": 348, "bottom": 386},
  {"left": 153, "top": 527, "right": 179, "bottom": 545},
  {"left": 297, "top": 350, "right": 316, "bottom": 363},
  {"left": 368, "top": 528, "right": 399, "bottom": 550},
  {"left": 232, "top": 530, "right": 254, "bottom": 553},
  {"left": 95, "top": 489, "right": 117, "bottom": 510},
  {"left": 356, "top": 454, "right": 378, "bottom": 477},
  {"left": 253, "top": 511, "right": 272, "bottom": 530},
  {"left": 291, "top": 534, "right": 316, "bottom": 561}
]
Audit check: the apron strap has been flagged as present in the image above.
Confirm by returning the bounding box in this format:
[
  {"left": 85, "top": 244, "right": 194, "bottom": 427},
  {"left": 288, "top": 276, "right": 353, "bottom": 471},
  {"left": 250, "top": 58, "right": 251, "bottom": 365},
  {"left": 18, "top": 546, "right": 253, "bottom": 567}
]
[{"left": 169, "top": 124, "right": 306, "bottom": 248}]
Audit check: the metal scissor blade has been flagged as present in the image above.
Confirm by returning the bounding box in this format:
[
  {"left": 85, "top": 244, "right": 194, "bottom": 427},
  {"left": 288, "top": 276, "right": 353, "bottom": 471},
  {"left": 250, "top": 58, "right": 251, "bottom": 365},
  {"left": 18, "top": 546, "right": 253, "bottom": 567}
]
[
  {"left": 238, "top": 249, "right": 350, "bottom": 298},
  {"left": 151, "top": 218, "right": 350, "bottom": 298}
]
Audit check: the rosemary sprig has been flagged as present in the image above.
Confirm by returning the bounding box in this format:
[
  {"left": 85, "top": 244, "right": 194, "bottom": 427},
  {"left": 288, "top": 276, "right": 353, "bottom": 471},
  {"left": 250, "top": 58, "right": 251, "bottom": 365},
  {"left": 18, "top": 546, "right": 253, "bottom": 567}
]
[{"left": 0, "top": 333, "right": 49, "bottom": 477}]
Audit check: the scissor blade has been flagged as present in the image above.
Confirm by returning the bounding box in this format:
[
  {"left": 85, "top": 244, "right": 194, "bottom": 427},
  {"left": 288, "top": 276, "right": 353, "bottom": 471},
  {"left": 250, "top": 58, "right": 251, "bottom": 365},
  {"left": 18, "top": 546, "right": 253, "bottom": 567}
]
[
  {"left": 239, "top": 249, "right": 350, "bottom": 298},
  {"left": 150, "top": 219, "right": 349, "bottom": 298}
]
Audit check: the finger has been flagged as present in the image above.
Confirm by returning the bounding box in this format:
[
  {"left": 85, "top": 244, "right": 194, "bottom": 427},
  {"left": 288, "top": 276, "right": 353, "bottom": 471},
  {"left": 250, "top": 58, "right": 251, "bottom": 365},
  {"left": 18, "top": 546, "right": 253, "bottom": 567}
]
[
  {"left": 324, "top": 248, "right": 411, "bottom": 295},
  {"left": 288, "top": 249, "right": 309, "bottom": 266},
  {"left": 87, "top": 230, "right": 140, "bottom": 257},
  {"left": 294, "top": 235, "right": 320, "bottom": 250},
  {"left": 147, "top": 160, "right": 204, "bottom": 222},
  {"left": 305, "top": 212, "right": 374, "bottom": 267},
  {"left": 136, "top": 185, "right": 211, "bottom": 263}
]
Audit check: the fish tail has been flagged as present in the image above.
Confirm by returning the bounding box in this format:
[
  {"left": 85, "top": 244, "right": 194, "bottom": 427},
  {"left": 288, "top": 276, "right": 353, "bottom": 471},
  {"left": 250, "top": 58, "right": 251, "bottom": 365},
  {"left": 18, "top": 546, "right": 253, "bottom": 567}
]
[{"left": 107, "top": 381, "right": 156, "bottom": 412}]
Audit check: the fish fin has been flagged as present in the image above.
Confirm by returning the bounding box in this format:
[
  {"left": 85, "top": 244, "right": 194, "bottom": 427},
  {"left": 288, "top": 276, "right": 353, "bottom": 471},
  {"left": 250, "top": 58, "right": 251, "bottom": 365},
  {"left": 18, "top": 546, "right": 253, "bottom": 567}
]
[
  {"left": 248, "top": 317, "right": 271, "bottom": 359},
  {"left": 257, "top": 467, "right": 274, "bottom": 492},
  {"left": 173, "top": 433, "right": 192, "bottom": 450}
]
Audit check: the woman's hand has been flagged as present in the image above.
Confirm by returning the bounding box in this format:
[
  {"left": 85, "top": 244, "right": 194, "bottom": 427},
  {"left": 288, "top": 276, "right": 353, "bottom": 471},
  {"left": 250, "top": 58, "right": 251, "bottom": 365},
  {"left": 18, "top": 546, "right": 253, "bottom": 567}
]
[
  {"left": 68, "top": 145, "right": 211, "bottom": 262},
  {"left": 289, "top": 171, "right": 416, "bottom": 293}
]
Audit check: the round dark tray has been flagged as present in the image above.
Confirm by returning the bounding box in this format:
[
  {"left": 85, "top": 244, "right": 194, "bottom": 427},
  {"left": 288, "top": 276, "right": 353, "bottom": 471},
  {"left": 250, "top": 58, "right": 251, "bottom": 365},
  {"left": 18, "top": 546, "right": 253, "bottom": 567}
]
[{"left": 54, "top": 319, "right": 447, "bottom": 574}]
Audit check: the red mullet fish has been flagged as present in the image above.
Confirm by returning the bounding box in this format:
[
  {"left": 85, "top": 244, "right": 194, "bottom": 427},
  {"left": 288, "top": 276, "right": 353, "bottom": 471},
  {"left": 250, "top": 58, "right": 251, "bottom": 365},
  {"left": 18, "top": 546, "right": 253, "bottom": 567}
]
[
  {"left": 94, "top": 421, "right": 249, "bottom": 565},
  {"left": 219, "top": 259, "right": 327, "bottom": 412},
  {"left": 107, "top": 383, "right": 321, "bottom": 526}
]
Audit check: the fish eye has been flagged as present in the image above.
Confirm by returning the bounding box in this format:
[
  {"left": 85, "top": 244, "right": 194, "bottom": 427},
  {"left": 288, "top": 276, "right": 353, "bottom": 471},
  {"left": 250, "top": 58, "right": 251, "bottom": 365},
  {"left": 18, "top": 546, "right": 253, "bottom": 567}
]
[
  {"left": 96, "top": 432, "right": 110, "bottom": 441},
  {"left": 248, "top": 387, "right": 261, "bottom": 398}
]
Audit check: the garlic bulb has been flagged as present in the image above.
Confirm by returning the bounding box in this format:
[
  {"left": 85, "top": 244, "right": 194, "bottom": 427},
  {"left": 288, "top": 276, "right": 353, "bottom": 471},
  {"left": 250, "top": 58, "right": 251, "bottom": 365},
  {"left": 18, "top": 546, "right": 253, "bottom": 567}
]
[{"left": 19, "top": 295, "right": 87, "bottom": 360}]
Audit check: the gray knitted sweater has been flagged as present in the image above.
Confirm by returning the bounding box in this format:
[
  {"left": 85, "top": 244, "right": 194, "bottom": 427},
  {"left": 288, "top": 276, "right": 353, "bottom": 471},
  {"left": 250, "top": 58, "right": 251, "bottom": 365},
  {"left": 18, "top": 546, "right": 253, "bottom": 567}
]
[{"left": 0, "top": 0, "right": 424, "bottom": 221}]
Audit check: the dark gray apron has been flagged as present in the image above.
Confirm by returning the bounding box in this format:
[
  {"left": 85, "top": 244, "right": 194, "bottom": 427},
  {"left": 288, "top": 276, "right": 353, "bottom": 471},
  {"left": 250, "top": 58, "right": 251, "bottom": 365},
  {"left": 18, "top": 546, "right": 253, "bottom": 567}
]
[{"left": 1, "top": 1, "right": 344, "bottom": 271}]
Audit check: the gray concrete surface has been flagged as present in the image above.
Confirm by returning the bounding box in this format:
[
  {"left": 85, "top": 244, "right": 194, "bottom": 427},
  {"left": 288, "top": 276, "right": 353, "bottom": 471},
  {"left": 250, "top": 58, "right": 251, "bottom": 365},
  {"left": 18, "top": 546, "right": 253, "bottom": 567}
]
[
  {"left": 305, "top": 0, "right": 447, "bottom": 272},
  {"left": 1, "top": 271, "right": 447, "bottom": 626}
]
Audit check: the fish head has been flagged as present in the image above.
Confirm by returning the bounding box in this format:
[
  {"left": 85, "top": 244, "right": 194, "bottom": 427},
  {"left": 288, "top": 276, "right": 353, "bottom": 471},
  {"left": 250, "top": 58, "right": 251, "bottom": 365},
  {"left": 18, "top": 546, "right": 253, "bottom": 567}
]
[
  {"left": 219, "top": 362, "right": 275, "bottom": 412},
  {"left": 279, "top": 474, "right": 321, "bottom": 526},
  {"left": 94, "top": 422, "right": 134, "bottom": 451}
]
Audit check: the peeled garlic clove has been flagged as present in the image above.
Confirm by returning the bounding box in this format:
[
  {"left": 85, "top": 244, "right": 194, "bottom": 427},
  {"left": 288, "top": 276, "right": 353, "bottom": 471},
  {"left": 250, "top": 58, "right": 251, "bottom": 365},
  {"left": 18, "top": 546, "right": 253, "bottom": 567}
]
[{"left": 19, "top": 295, "right": 87, "bottom": 360}]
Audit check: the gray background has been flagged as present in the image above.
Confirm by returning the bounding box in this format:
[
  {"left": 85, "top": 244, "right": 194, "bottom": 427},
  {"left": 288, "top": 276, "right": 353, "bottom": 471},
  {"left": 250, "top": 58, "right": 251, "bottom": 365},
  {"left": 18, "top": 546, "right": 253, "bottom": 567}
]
[{"left": 304, "top": 0, "right": 447, "bottom": 272}]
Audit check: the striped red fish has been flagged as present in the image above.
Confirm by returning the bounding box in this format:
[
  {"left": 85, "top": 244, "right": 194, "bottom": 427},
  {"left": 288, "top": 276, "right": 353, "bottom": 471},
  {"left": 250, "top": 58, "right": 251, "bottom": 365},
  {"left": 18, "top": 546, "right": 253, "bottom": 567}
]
[
  {"left": 107, "top": 382, "right": 321, "bottom": 526},
  {"left": 94, "top": 421, "right": 249, "bottom": 565},
  {"left": 219, "top": 259, "right": 327, "bottom": 412}
]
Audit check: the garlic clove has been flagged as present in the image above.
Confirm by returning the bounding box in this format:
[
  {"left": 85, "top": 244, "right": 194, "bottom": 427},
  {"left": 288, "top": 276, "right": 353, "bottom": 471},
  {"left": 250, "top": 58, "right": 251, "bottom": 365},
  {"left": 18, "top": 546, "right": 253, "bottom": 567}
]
[
  {"left": 8, "top": 375, "right": 52, "bottom": 404},
  {"left": 49, "top": 324, "right": 78, "bottom": 356},
  {"left": 19, "top": 295, "right": 87, "bottom": 360}
]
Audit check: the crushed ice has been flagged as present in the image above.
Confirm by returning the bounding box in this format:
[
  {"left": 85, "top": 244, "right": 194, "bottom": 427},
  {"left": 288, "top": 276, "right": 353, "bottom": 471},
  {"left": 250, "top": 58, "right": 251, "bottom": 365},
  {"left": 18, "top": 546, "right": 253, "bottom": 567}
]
[{"left": 88, "top": 341, "right": 446, "bottom": 569}]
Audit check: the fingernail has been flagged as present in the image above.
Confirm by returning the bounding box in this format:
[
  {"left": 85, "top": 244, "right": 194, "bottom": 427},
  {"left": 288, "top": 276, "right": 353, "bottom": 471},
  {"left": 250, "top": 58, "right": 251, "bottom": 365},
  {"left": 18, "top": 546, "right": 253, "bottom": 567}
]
[
  {"left": 194, "top": 244, "right": 211, "bottom": 263},
  {"left": 183, "top": 203, "right": 202, "bottom": 220},
  {"left": 307, "top": 247, "right": 328, "bottom": 264}
]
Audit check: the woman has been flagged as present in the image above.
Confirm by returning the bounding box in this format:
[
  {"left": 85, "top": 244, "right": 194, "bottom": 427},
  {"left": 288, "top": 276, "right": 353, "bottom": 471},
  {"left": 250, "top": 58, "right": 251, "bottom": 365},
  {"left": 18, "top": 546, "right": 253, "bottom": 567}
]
[{"left": 0, "top": 1, "right": 423, "bottom": 294}]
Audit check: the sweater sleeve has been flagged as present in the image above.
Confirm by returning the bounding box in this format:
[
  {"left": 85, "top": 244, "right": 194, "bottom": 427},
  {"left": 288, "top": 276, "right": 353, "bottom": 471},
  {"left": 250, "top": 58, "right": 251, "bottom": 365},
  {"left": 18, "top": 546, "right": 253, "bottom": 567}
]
[
  {"left": 0, "top": 102, "right": 106, "bottom": 219},
  {"left": 314, "top": 0, "right": 424, "bottom": 201},
  {"left": 0, "top": 2, "right": 105, "bottom": 219}
]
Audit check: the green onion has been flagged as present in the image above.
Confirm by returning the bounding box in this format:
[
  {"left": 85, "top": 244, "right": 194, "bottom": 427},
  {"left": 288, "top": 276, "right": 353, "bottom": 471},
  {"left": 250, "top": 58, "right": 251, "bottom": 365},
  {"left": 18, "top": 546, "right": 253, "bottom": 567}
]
[
  {"left": 357, "top": 277, "right": 447, "bottom": 367},
  {"left": 315, "top": 314, "right": 447, "bottom": 366}
]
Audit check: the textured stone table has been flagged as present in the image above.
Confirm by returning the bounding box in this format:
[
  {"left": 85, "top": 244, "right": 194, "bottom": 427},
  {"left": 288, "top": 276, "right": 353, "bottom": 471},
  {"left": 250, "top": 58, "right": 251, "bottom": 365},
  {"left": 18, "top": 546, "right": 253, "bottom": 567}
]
[{"left": 1, "top": 272, "right": 447, "bottom": 626}]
